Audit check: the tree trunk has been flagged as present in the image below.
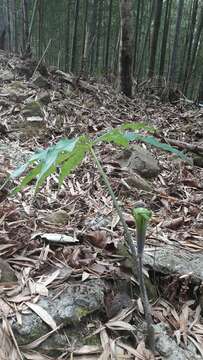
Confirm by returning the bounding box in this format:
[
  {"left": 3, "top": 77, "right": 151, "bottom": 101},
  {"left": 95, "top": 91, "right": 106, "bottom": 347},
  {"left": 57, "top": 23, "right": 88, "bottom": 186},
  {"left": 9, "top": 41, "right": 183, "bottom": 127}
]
[
  {"left": 159, "top": 0, "right": 172, "bottom": 78},
  {"left": 89, "top": 0, "right": 98, "bottom": 74},
  {"left": 80, "top": 0, "right": 89, "bottom": 76},
  {"left": 119, "top": 0, "right": 133, "bottom": 97},
  {"left": 198, "top": 71, "right": 203, "bottom": 105},
  {"left": 38, "top": 0, "right": 44, "bottom": 58},
  {"left": 95, "top": 0, "right": 103, "bottom": 72},
  {"left": 136, "top": 1, "right": 155, "bottom": 82},
  {"left": 71, "top": 0, "right": 80, "bottom": 73},
  {"left": 0, "top": 1, "right": 7, "bottom": 50},
  {"left": 64, "top": 1, "right": 72, "bottom": 72},
  {"left": 168, "top": 0, "right": 184, "bottom": 85},
  {"left": 148, "top": 0, "right": 163, "bottom": 78},
  {"left": 21, "top": 0, "right": 29, "bottom": 54},
  {"left": 182, "top": 0, "right": 198, "bottom": 91},
  {"left": 133, "top": 0, "right": 141, "bottom": 76},
  {"left": 105, "top": 0, "right": 113, "bottom": 73},
  {"left": 185, "top": 1, "right": 203, "bottom": 92}
]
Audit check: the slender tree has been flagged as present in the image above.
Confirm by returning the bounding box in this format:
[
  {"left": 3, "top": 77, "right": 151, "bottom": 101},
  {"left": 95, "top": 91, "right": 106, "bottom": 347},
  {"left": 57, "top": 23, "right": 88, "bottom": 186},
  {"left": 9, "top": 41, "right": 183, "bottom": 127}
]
[
  {"left": 105, "top": 0, "right": 113, "bottom": 73},
  {"left": 133, "top": 0, "right": 141, "bottom": 75},
  {"left": 159, "top": 0, "right": 172, "bottom": 78},
  {"left": 148, "top": 0, "right": 163, "bottom": 78},
  {"left": 89, "top": 0, "right": 98, "bottom": 74},
  {"left": 21, "top": 0, "right": 27, "bottom": 53},
  {"left": 71, "top": 0, "right": 80, "bottom": 73},
  {"left": 198, "top": 71, "right": 203, "bottom": 104},
  {"left": 64, "top": 0, "right": 72, "bottom": 72},
  {"left": 119, "top": 0, "right": 133, "bottom": 97},
  {"left": 182, "top": 0, "right": 198, "bottom": 90},
  {"left": 95, "top": 0, "right": 103, "bottom": 73},
  {"left": 136, "top": 1, "right": 155, "bottom": 81},
  {"left": 168, "top": 0, "right": 185, "bottom": 84},
  {"left": 80, "top": 0, "right": 89, "bottom": 76},
  {"left": 185, "top": 1, "right": 203, "bottom": 91}
]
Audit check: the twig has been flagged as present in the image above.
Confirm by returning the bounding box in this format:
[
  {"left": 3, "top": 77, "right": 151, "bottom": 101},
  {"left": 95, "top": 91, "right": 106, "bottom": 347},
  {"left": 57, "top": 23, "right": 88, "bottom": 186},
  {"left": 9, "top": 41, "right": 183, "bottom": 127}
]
[{"left": 32, "top": 39, "right": 52, "bottom": 78}]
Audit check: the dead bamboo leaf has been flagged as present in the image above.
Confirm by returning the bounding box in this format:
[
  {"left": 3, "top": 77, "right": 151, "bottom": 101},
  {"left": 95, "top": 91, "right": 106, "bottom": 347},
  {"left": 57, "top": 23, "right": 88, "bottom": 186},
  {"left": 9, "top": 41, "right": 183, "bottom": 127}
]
[{"left": 26, "top": 302, "right": 57, "bottom": 330}]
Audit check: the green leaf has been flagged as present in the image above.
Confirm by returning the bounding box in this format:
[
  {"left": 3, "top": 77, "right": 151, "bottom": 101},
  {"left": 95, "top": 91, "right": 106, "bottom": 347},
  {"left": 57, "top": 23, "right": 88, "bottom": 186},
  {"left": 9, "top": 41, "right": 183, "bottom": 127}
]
[
  {"left": 34, "top": 148, "right": 59, "bottom": 192},
  {"left": 121, "top": 122, "right": 155, "bottom": 133},
  {"left": 12, "top": 163, "right": 43, "bottom": 193},
  {"left": 54, "top": 138, "right": 78, "bottom": 152},
  {"left": 35, "top": 164, "right": 56, "bottom": 193},
  {"left": 29, "top": 148, "right": 49, "bottom": 163},
  {"left": 123, "top": 132, "right": 191, "bottom": 163},
  {"left": 95, "top": 129, "right": 129, "bottom": 147},
  {"left": 11, "top": 163, "right": 29, "bottom": 179},
  {"left": 59, "top": 144, "right": 87, "bottom": 185},
  {"left": 140, "top": 135, "right": 191, "bottom": 162},
  {"left": 11, "top": 149, "right": 49, "bottom": 179}
]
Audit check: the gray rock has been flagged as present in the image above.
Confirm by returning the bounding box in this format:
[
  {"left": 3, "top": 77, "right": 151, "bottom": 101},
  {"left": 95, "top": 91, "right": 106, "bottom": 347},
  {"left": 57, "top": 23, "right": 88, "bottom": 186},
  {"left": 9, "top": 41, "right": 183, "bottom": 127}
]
[
  {"left": 155, "top": 323, "right": 201, "bottom": 359},
  {"left": 31, "top": 73, "right": 50, "bottom": 89},
  {"left": 143, "top": 245, "right": 203, "bottom": 284},
  {"left": 116, "top": 145, "right": 160, "bottom": 178},
  {"left": 37, "top": 91, "right": 51, "bottom": 105},
  {"left": 12, "top": 280, "right": 104, "bottom": 348},
  {"left": 0, "top": 259, "right": 17, "bottom": 283}
]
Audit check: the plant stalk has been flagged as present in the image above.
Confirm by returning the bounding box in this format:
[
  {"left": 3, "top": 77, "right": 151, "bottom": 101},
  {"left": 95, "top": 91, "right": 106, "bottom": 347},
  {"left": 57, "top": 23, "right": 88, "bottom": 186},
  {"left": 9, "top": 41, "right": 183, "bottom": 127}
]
[
  {"left": 134, "top": 208, "right": 155, "bottom": 353},
  {"left": 138, "top": 253, "right": 155, "bottom": 353},
  {"left": 89, "top": 147, "right": 138, "bottom": 270}
]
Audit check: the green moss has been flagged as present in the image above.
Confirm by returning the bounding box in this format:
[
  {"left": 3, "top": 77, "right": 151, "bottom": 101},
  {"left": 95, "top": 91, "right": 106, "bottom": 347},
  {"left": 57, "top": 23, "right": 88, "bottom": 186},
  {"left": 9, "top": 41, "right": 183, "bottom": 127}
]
[{"left": 75, "top": 306, "right": 91, "bottom": 320}]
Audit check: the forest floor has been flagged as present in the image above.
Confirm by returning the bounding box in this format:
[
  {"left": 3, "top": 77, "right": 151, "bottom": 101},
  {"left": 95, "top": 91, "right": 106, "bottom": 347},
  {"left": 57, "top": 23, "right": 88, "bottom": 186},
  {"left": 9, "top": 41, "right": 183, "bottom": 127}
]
[{"left": 0, "top": 51, "right": 202, "bottom": 359}]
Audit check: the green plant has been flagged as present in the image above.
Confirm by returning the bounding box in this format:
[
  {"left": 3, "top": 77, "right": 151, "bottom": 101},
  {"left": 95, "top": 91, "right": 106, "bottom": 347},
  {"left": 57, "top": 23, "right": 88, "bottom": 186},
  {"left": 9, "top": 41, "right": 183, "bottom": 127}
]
[
  {"left": 132, "top": 207, "right": 154, "bottom": 353},
  {"left": 10, "top": 122, "right": 189, "bottom": 193},
  {"left": 8, "top": 123, "right": 190, "bottom": 351}
]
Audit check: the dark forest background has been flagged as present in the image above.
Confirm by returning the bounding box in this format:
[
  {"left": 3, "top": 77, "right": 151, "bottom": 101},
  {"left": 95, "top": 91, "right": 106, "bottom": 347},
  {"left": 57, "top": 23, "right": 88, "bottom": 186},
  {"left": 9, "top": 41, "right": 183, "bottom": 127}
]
[{"left": 0, "top": 0, "right": 202, "bottom": 100}]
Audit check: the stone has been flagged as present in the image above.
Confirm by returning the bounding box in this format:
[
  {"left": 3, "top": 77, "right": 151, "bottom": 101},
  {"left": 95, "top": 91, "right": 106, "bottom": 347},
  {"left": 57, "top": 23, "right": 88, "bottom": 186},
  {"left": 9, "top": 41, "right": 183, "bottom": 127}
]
[
  {"left": 154, "top": 323, "right": 201, "bottom": 359},
  {"left": 117, "top": 145, "right": 160, "bottom": 178},
  {"left": 31, "top": 73, "right": 50, "bottom": 89},
  {"left": 0, "top": 259, "right": 17, "bottom": 283},
  {"left": 37, "top": 91, "right": 51, "bottom": 105},
  {"left": 41, "top": 210, "right": 69, "bottom": 225},
  {"left": 11, "top": 280, "right": 104, "bottom": 350},
  {"left": 143, "top": 245, "right": 203, "bottom": 282},
  {"left": 125, "top": 173, "right": 152, "bottom": 191}
]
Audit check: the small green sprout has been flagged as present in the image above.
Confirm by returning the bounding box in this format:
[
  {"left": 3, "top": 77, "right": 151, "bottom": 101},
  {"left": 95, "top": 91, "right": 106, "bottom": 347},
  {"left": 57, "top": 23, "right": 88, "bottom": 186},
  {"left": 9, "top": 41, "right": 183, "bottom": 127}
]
[{"left": 132, "top": 207, "right": 155, "bottom": 353}]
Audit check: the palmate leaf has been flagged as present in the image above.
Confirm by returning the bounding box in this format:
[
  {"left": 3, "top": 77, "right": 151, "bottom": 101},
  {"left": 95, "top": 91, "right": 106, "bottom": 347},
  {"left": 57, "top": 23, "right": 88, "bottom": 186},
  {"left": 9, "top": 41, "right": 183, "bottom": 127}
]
[
  {"left": 10, "top": 136, "right": 88, "bottom": 193},
  {"left": 124, "top": 132, "right": 191, "bottom": 163},
  {"left": 11, "top": 138, "right": 79, "bottom": 181},
  {"left": 12, "top": 164, "right": 43, "bottom": 193},
  {"left": 10, "top": 122, "right": 191, "bottom": 195},
  {"left": 59, "top": 143, "right": 87, "bottom": 185},
  {"left": 11, "top": 149, "right": 48, "bottom": 179},
  {"left": 95, "top": 129, "right": 129, "bottom": 147},
  {"left": 120, "top": 122, "right": 155, "bottom": 133}
]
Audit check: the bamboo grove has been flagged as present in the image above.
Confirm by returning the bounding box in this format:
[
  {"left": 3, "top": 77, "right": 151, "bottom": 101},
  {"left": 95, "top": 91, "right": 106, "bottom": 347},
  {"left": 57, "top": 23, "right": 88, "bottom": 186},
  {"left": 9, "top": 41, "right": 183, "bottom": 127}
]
[{"left": 0, "top": 0, "right": 203, "bottom": 100}]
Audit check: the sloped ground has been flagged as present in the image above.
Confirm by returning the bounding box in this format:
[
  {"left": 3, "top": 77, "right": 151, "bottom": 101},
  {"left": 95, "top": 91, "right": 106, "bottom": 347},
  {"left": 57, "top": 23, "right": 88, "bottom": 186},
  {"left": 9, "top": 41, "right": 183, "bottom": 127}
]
[{"left": 0, "top": 50, "right": 202, "bottom": 359}]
